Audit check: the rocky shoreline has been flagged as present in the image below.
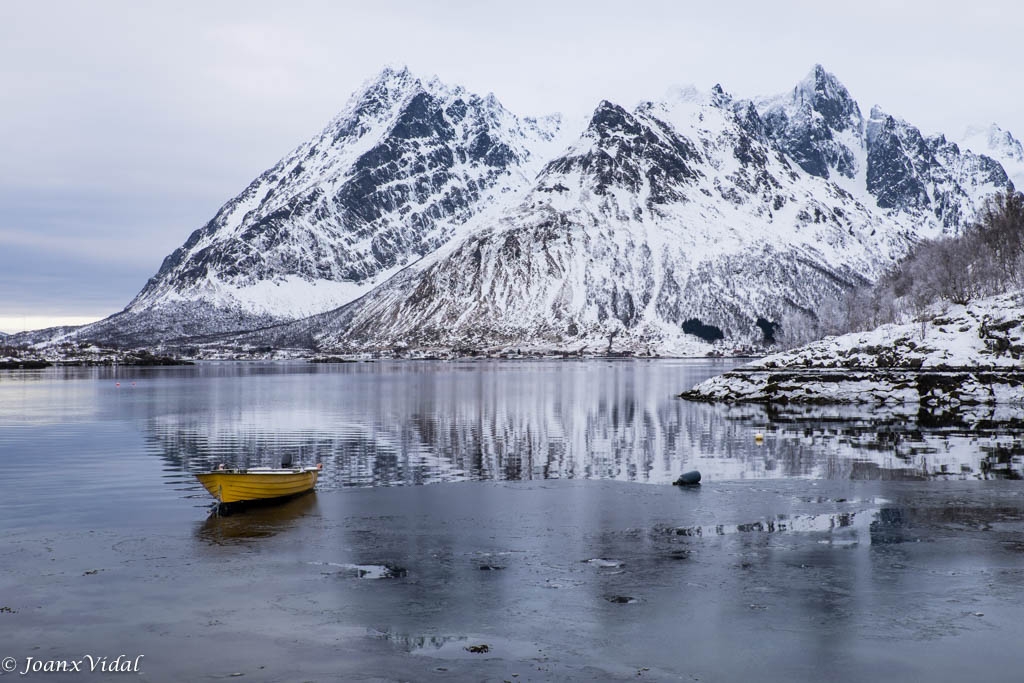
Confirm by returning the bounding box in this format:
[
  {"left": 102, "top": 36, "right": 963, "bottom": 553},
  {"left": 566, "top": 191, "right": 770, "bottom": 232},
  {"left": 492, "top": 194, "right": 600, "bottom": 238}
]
[
  {"left": 681, "top": 367, "right": 1024, "bottom": 407},
  {"left": 1, "top": 346, "right": 192, "bottom": 369},
  {"left": 681, "top": 293, "right": 1024, "bottom": 407}
]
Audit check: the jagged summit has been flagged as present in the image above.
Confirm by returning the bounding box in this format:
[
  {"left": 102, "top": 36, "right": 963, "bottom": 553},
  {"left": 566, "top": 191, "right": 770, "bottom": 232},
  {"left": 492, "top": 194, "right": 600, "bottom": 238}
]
[
  {"left": 540, "top": 97, "right": 702, "bottom": 207},
  {"left": 344, "top": 64, "right": 417, "bottom": 112},
  {"left": 792, "top": 64, "right": 863, "bottom": 134},
  {"left": 963, "top": 123, "right": 1024, "bottom": 160},
  {"left": 752, "top": 68, "right": 1011, "bottom": 233},
  {"left": 754, "top": 65, "right": 863, "bottom": 180}
]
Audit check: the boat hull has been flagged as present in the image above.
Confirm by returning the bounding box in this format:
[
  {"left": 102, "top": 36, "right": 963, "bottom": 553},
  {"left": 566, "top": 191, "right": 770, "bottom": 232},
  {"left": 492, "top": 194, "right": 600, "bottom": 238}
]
[{"left": 195, "top": 468, "right": 319, "bottom": 504}]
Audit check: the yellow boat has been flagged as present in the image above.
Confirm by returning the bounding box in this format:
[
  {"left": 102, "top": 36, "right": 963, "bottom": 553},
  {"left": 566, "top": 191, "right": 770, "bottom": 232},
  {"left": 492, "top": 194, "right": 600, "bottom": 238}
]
[{"left": 195, "top": 464, "right": 321, "bottom": 505}]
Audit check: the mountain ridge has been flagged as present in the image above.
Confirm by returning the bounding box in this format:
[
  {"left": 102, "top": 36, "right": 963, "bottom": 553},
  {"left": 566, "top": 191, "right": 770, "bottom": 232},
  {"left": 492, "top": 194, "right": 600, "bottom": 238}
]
[
  {"left": 232, "top": 73, "right": 1006, "bottom": 356},
  {"left": 14, "top": 65, "right": 1020, "bottom": 355}
]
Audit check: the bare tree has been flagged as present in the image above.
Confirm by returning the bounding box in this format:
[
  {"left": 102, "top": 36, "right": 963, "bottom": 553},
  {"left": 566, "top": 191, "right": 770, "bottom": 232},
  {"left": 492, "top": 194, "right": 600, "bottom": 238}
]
[
  {"left": 807, "top": 190, "right": 1024, "bottom": 340},
  {"left": 974, "top": 191, "right": 1024, "bottom": 288}
]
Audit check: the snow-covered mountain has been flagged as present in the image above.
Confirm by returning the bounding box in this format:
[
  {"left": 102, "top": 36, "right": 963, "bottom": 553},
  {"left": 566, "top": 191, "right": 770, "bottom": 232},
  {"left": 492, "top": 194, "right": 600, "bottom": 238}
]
[
  {"left": 27, "top": 65, "right": 1019, "bottom": 353},
  {"left": 69, "top": 67, "right": 567, "bottom": 345},
  {"left": 960, "top": 123, "right": 1024, "bottom": 190},
  {"left": 242, "top": 67, "right": 1015, "bottom": 355},
  {"left": 756, "top": 66, "right": 1011, "bottom": 232},
  {"left": 284, "top": 89, "right": 911, "bottom": 354}
]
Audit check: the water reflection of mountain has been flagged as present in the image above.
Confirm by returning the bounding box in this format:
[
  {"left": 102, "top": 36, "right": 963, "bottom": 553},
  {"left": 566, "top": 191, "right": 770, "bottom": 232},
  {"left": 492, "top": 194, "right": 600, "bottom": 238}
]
[
  {"left": 721, "top": 403, "right": 1024, "bottom": 480},
  {"left": 141, "top": 361, "right": 1024, "bottom": 486}
]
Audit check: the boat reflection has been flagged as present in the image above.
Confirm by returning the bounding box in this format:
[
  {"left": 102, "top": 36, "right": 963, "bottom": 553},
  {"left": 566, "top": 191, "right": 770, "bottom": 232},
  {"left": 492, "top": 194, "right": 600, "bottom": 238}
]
[{"left": 196, "top": 492, "right": 319, "bottom": 545}]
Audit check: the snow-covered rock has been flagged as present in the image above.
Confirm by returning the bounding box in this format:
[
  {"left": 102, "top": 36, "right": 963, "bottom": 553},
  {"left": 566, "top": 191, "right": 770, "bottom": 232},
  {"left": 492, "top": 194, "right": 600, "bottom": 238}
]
[{"left": 681, "top": 292, "right": 1024, "bottom": 405}]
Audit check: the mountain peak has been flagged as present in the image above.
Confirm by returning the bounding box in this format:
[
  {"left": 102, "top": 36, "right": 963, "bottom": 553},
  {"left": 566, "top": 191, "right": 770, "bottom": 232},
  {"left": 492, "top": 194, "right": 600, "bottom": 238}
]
[
  {"left": 710, "top": 83, "right": 733, "bottom": 107},
  {"left": 791, "top": 65, "right": 862, "bottom": 134},
  {"left": 377, "top": 63, "right": 411, "bottom": 78},
  {"left": 754, "top": 66, "right": 863, "bottom": 179},
  {"left": 588, "top": 100, "right": 635, "bottom": 130},
  {"left": 963, "top": 123, "right": 1024, "bottom": 163},
  {"left": 805, "top": 63, "right": 831, "bottom": 86},
  {"left": 334, "top": 64, "right": 424, "bottom": 127},
  {"left": 364, "top": 64, "right": 418, "bottom": 93},
  {"left": 797, "top": 64, "right": 840, "bottom": 95}
]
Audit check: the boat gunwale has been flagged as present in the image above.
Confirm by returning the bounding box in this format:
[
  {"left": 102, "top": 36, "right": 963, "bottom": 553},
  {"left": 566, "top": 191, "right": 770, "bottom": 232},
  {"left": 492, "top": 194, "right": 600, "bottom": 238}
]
[{"left": 196, "top": 467, "right": 320, "bottom": 476}]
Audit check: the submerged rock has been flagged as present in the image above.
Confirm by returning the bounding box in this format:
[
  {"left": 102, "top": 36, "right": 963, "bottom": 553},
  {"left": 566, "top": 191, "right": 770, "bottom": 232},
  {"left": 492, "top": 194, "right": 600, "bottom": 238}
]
[
  {"left": 673, "top": 471, "right": 702, "bottom": 486},
  {"left": 606, "top": 596, "right": 638, "bottom": 604}
]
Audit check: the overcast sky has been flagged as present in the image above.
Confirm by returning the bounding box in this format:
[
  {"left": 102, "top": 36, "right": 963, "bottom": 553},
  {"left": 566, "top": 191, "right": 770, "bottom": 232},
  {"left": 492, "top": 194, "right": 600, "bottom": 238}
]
[{"left": 2, "top": 0, "right": 1021, "bottom": 333}]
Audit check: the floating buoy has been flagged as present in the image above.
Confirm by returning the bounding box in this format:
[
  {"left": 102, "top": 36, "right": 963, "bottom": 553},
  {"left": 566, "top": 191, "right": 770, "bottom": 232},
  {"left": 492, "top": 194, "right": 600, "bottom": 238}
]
[
  {"left": 115, "top": 382, "right": 120, "bottom": 387},
  {"left": 673, "top": 470, "right": 701, "bottom": 486},
  {"left": 754, "top": 432, "right": 764, "bottom": 442}
]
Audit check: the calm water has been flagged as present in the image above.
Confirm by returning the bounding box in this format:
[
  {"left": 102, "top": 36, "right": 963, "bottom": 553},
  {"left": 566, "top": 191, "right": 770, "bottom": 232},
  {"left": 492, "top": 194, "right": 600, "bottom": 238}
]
[
  {"left": 2, "top": 359, "right": 736, "bottom": 527},
  {"left": 2, "top": 359, "right": 1021, "bottom": 530},
  {"left": 2, "top": 360, "right": 1023, "bottom": 681}
]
